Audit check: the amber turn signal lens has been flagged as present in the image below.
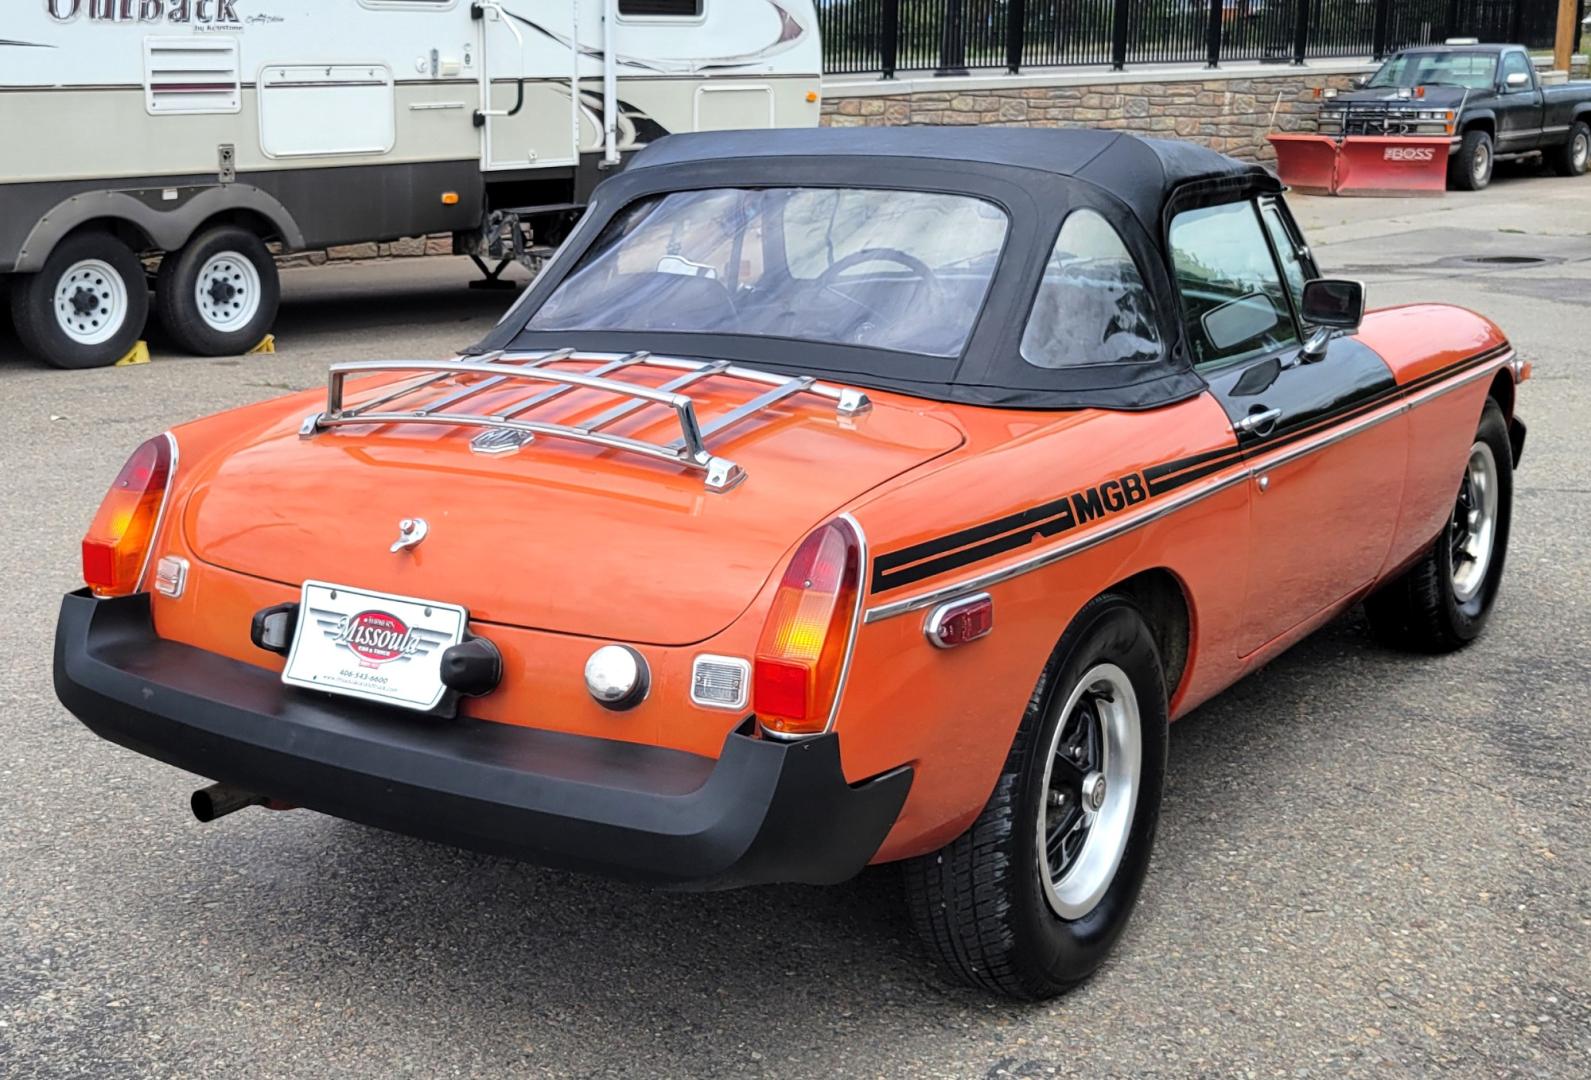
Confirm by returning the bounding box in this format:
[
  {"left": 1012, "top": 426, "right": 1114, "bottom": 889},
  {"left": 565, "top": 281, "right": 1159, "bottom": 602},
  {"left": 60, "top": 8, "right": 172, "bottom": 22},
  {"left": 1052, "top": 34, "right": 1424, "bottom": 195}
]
[
  {"left": 753, "top": 519, "right": 862, "bottom": 736},
  {"left": 82, "top": 434, "right": 174, "bottom": 597},
  {"left": 441, "top": 191, "right": 460, "bottom": 206}
]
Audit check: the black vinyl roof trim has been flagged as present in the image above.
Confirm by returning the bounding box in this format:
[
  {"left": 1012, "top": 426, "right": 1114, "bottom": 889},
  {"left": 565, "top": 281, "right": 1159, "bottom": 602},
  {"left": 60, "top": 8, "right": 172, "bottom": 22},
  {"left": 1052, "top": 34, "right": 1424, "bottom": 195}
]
[{"left": 474, "top": 128, "right": 1282, "bottom": 411}]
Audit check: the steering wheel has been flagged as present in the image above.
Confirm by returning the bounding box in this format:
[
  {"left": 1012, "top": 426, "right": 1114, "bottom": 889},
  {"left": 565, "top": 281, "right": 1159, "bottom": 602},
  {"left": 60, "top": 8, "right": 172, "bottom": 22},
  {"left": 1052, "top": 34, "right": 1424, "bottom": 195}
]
[{"left": 813, "top": 247, "right": 945, "bottom": 333}]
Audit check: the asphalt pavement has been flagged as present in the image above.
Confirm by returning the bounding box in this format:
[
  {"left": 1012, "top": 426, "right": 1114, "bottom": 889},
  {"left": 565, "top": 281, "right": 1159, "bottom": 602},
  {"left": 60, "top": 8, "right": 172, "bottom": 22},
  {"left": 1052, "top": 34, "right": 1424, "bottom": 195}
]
[{"left": 1, "top": 170, "right": 1588, "bottom": 1079}]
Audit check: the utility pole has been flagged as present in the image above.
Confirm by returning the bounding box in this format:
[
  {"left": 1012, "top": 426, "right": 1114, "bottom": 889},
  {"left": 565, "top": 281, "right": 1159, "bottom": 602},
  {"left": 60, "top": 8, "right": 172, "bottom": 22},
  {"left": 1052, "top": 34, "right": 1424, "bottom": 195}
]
[{"left": 1557, "top": 0, "right": 1579, "bottom": 75}]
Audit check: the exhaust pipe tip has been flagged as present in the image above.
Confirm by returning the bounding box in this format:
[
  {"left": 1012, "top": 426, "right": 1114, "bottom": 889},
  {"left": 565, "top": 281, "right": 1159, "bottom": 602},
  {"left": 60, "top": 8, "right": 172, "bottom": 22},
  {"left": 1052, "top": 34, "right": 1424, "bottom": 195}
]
[{"left": 191, "top": 783, "right": 267, "bottom": 823}]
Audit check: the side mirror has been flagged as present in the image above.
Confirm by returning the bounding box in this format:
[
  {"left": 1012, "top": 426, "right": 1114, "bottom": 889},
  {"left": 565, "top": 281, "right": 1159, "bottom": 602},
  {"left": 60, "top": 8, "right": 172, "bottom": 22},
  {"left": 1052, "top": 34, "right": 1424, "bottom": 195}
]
[
  {"left": 1505, "top": 71, "right": 1530, "bottom": 89},
  {"left": 1298, "top": 279, "right": 1364, "bottom": 361}
]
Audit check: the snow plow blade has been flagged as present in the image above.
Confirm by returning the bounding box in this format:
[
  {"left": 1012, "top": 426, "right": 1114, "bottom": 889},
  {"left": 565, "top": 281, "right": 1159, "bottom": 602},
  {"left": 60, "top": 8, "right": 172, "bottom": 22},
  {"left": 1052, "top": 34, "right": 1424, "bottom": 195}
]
[
  {"left": 1333, "top": 136, "right": 1450, "bottom": 197},
  {"left": 1267, "top": 134, "right": 1341, "bottom": 195}
]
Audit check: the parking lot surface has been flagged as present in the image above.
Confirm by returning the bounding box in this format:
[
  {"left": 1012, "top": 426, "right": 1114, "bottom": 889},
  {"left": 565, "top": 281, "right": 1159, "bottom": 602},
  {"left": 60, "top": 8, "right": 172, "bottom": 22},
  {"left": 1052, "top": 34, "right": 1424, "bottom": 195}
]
[{"left": 2, "top": 172, "right": 1588, "bottom": 1078}]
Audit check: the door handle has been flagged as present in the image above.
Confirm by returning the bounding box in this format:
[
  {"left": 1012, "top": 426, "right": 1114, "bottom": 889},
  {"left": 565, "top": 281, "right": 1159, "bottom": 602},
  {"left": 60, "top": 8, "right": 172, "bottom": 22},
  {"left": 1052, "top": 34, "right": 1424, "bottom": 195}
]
[{"left": 1235, "top": 406, "right": 1283, "bottom": 437}]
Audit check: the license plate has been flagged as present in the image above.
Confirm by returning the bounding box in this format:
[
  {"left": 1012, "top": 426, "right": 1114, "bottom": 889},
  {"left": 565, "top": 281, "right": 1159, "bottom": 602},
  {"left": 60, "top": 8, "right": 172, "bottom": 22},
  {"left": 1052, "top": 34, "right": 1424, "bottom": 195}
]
[{"left": 282, "top": 581, "right": 467, "bottom": 712}]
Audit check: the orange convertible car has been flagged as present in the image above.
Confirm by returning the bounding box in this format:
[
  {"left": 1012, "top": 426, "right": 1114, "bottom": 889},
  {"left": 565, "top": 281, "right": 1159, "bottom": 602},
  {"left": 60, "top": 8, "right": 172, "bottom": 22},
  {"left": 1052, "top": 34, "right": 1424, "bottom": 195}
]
[{"left": 56, "top": 129, "right": 1528, "bottom": 999}]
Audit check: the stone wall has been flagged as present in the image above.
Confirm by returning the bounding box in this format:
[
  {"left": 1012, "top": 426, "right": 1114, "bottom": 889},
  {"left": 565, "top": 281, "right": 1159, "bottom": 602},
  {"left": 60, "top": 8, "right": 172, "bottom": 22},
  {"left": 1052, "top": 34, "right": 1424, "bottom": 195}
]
[
  {"left": 275, "top": 234, "right": 453, "bottom": 270},
  {"left": 821, "top": 64, "right": 1376, "bottom": 165}
]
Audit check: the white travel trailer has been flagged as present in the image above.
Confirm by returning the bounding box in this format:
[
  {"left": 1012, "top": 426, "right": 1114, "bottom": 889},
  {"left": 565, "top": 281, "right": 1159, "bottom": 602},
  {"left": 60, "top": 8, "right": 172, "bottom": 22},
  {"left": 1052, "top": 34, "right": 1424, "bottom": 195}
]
[{"left": 0, "top": 1, "right": 823, "bottom": 368}]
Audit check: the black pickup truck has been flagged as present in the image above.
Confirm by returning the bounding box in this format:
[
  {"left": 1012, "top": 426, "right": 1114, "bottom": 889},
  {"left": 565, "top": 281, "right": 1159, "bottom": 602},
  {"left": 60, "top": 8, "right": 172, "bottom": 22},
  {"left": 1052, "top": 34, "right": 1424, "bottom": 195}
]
[{"left": 1316, "top": 42, "right": 1591, "bottom": 191}]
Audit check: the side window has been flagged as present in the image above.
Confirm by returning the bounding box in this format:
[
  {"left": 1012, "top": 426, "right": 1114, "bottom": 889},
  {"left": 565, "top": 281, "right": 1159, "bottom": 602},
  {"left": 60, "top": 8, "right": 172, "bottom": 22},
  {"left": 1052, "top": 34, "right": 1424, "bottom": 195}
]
[
  {"left": 1500, "top": 51, "right": 1532, "bottom": 89},
  {"left": 1019, "top": 209, "right": 1161, "bottom": 369},
  {"left": 1169, "top": 201, "right": 1300, "bottom": 370},
  {"left": 620, "top": 0, "right": 704, "bottom": 16},
  {"left": 1258, "top": 199, "right": 1309, "bottom": 318}
]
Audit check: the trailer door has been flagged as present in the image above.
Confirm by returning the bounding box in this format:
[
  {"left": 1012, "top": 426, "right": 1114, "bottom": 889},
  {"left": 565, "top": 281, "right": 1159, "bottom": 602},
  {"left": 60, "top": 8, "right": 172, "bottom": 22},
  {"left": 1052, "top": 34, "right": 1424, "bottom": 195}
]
[{"left": 476, "top": 0, "right": 584, "bottom": 171}]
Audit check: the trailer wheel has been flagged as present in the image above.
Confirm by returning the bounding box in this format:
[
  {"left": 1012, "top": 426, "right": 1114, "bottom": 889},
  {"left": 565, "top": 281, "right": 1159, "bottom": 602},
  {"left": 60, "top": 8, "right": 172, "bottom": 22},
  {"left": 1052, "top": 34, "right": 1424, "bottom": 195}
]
[
  {"left": 8, "top": 231, "right": 149, "bottom": 369},
  {"left": 1450, "top": 129, "right": 1494, "bottom": 191},
  {"left": 1548, "top": 120, "right": 1589, "bottom": 178},
  {"left": 156, "top": 226, "right": 280, "bottom": 356}
]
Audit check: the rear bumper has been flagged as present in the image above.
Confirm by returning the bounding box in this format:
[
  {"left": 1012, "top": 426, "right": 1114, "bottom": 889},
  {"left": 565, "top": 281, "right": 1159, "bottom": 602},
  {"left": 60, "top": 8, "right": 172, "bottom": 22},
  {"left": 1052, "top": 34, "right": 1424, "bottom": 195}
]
[{"left": 53, "top": 591, "right": 911, "bottom": 890}]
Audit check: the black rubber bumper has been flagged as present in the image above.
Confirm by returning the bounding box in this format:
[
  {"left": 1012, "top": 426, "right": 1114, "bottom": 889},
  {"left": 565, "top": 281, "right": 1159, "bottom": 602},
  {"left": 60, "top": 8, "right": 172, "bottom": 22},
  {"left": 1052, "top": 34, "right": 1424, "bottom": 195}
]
[{"left": 53, "top": 591, "right": 912, "bottom": 890}]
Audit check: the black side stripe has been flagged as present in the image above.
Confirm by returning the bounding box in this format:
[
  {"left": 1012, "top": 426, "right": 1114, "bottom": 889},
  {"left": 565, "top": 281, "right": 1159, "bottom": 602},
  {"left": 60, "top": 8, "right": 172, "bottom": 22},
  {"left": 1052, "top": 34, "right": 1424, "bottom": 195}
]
[{"left": 869, "top": 345, "right": 1510, "bottom": 594}]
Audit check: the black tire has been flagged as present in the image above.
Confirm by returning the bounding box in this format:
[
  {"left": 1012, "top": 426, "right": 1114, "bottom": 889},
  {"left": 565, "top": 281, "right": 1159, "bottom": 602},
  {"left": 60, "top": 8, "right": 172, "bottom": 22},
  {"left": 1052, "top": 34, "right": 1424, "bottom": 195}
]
[
  {"left": 903, "top": 592, "right": 1169, "bottom": 1000},
  {"left": 8, "top": 231, "right": 149, "bottom": 370},
  {"left": 1365, "top": 399, "right": 1513, "bottom": 653},
  {"left": 1548, "top": 120, "right": 1590, "bottom": 178},
  {"left": 1449, "top": 129, "right": 1494, "bottom": 192},
  {"left": 155, "top": 226, "right": 280, "bottom": 356}
]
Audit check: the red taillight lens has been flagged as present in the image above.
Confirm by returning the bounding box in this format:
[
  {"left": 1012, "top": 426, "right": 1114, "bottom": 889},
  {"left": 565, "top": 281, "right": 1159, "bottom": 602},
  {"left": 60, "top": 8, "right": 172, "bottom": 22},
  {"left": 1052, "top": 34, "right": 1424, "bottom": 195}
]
[
  {"left": 753, "top": 518, "right": 862, "bottom": 736},
  {"left": 82, "top": 435, "right": 174, "bottom": 597}
]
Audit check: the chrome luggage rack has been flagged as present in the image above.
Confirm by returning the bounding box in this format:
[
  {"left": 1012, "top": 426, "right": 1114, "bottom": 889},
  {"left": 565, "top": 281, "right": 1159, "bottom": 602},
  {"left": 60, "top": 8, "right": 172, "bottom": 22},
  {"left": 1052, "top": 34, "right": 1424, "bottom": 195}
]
[{"left": 298, "top": 349, "right": 872, "bottom": 492}]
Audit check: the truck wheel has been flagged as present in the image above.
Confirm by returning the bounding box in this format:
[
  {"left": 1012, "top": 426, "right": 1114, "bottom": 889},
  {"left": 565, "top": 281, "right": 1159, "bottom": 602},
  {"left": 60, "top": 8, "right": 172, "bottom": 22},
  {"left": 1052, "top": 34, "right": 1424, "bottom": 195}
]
[
  {"left": 8, "top": 231, "right": 149, "bottom": 369},
  {"left": 1365, "top": 399, "right": 1513, "bottom": 652},
  {"left": 903, "top": 592, "right": 1169, "bottom": 1000},
  {"left": 1450, "top": 129, "right": 1494, "bottom": 191},
  {"left": 1548, "top": 120, "right": 1589, "bottom": 178},
  {"left": 156, "top": 226, "right": 280, "bottom": 356}
]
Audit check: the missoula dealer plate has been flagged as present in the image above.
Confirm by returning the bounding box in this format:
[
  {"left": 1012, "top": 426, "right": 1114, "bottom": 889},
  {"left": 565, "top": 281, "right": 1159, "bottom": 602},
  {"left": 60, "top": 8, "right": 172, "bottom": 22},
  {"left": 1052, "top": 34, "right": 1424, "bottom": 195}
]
[{"left": 282, "top": 581, "right": 467, "bottom": 712}]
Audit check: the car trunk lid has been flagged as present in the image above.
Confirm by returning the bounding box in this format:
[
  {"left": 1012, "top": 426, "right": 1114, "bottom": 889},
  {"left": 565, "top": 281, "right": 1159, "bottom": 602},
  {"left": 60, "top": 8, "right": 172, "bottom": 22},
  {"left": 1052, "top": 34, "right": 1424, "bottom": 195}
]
[{"left": 182, "top": 364, "right": 963, "bottom": 645}]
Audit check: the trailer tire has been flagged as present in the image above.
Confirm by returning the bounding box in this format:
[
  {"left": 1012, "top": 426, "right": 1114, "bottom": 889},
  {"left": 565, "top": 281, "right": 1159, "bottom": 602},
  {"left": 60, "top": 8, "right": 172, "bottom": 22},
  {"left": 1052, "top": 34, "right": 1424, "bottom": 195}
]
[
  {"left": 1548, "top": 120, "right": 1590, "bottom": 178},
  {"left": 1449, "top": 129, "right": 1494, "bottom": 191},
  {"left": 156, "top": 226, "right": 280, "bottom": 357},
  {"left": 9, "top": 231, "right": 149, "bottom": 370}
]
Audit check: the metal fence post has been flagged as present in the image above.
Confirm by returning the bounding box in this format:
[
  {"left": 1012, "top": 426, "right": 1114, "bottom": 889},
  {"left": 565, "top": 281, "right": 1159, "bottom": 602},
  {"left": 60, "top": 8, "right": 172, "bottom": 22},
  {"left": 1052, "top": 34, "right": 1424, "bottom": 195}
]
[
  {"left": 1007, "top": 0, "right": 1027, "bottom": 74},
  {"left": 1292, "top": 0, "right": 1311, "bottom": 65},
  {"left": 881, "top": 0, "right": 899, "bottom": 79},
  {"left": 1445, "top": 0, "right": 1462, "bottom": 40},
  {"left": 938, "top": 0, "right": 970, "bottom": 76},
  {"left": 1111, "top": 0, "right": 1131, "bottom": 70},
  {"left": 1206, "top": 0, "right": 1224, "bottom": 68},
  {"left": 1372, "top": 0, "right": 1391, "bottom": 60}
]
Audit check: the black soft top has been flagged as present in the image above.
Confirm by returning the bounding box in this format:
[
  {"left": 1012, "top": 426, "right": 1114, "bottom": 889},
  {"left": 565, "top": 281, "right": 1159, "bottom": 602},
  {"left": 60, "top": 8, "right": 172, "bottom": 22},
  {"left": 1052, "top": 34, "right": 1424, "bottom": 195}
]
[{"left": 475, "top": 128, "right": 1281, "bottom": 411}]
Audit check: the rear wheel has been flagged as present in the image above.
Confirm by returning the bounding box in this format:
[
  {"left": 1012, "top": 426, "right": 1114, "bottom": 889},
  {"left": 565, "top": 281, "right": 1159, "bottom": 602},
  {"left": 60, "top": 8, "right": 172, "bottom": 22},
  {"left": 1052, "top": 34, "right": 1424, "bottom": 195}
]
[
  {"left": 1450, "top": 129, "right": 1494, "bottom": 191},
  {"left": 1548, "top": 120, "right": 1590, "bottom": 178},
  {"left": 1365, "top": 399, "right": 1513, "bottom": 652},
  {"left": 903, "top": 592, "right": 1169, "bottom": 1000},
  {"left": 156, "top": 226, "right": 280, "bottom": 356},
  {"left": 9, "top": 231, "right": 149, "bottom": 369}
]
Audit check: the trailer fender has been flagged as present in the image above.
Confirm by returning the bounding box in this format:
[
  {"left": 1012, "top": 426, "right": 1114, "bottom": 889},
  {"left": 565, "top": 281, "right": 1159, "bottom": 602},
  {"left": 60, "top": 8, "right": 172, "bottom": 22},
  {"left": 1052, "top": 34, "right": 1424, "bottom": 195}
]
[{"left": 14, "top": 185, "right": 305, "bottom": 273}]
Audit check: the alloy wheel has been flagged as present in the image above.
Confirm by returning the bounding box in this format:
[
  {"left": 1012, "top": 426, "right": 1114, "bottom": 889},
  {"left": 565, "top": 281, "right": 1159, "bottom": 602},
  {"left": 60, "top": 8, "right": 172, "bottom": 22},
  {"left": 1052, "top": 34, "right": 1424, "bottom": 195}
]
[
  {"left": 1037, "top": 663, "right": 1141, "bottom": 920},
  {"left": 1451, "top": 440, "right": 1499, "bottom": 604}
]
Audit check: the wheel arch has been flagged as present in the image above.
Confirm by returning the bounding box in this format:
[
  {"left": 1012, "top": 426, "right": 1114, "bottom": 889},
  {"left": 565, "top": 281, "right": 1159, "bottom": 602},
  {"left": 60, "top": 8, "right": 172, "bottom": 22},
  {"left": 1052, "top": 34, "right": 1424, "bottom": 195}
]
[
  {"left": 14, "top": 186, "right": 305, "bottom": 273},
  {"left": 1462, "top": 114, "right": 1496, "bottom": 139},
  {"left": 1104, "top": 567, "right": 1193, "bottom": 708},
  {"left": 1487, "top": 366, "right": 1515, "bottom": 421}
]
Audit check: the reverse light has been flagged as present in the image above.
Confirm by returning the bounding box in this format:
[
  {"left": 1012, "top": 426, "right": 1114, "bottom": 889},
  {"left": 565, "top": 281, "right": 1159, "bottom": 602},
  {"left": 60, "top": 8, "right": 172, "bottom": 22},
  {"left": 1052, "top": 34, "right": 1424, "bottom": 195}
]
[
  {"left": 82, "top": 434, "right": 175, "bottom": 597},
  {"left": 753, "top": 518, "right": 863, "bottom": 737}
]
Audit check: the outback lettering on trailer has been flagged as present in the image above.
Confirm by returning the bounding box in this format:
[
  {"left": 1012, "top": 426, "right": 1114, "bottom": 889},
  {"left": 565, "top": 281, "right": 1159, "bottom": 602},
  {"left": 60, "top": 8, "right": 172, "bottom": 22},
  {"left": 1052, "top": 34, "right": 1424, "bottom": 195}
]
[
  {"left": 45, "top": 0, "right": 241, "bottom": 23},
  {"left": 1385, "top": 146, "right": 1438, "bottom": 162}
]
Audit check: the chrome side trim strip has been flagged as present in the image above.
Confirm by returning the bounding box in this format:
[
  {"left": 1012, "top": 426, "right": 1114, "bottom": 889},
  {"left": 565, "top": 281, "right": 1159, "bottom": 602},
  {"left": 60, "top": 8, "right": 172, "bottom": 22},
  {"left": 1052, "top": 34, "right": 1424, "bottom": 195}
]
[{"left": 862, "top": 357, "right": 1507, "bottom": 624}]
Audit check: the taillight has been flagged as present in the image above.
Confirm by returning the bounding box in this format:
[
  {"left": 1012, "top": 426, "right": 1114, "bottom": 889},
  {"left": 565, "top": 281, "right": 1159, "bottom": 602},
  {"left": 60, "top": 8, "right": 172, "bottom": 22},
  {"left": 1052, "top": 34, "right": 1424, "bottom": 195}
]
[
  {"left": 82, "top": 434, "right": 175, "bottom": 597},
  {"left": 753, "top": 518, "right": 863, "bottom": 737}
]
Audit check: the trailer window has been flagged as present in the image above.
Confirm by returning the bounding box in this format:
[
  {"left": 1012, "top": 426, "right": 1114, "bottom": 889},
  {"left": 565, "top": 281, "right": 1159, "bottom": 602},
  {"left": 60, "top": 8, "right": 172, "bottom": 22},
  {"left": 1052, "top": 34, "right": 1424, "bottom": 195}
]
[{"left": 619, "top": 0, "right": 704, "bottom": 16}]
